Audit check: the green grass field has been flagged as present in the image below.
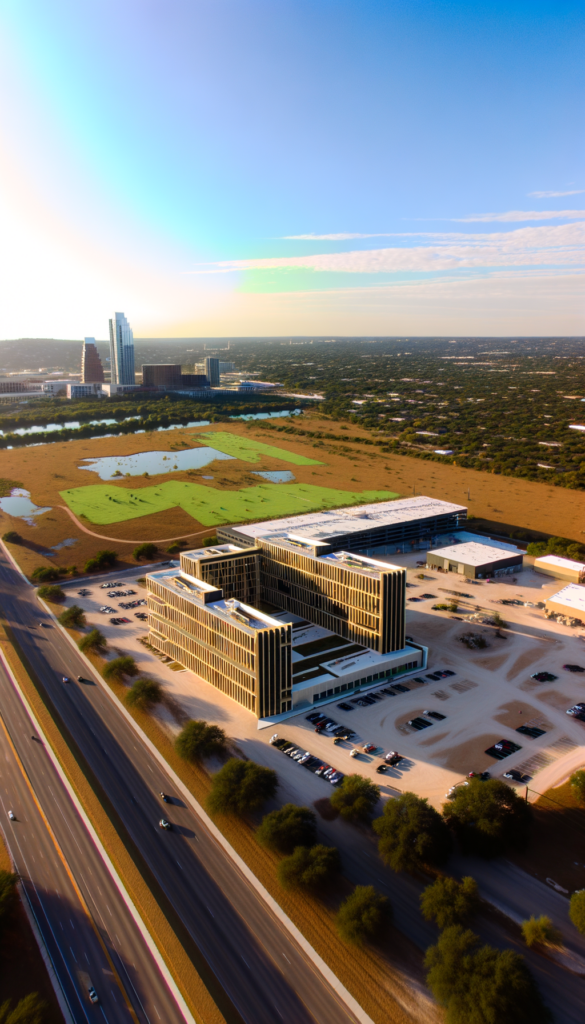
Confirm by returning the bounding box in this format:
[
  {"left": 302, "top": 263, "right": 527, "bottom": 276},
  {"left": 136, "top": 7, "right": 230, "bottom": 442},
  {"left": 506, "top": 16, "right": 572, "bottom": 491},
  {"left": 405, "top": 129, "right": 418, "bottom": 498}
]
[
  {"left": 193, "top": 431, "right": 323, "bottom": 465},
  {"left": 60, "top": 480, "right": 398, "bottom": 526}
]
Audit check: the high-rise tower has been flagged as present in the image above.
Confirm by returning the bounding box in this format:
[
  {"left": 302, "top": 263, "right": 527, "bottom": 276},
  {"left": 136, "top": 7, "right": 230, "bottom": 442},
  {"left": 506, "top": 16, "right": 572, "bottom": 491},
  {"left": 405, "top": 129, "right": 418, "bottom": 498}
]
[
  {"left": 108, "top": 313, "right": 135, "bottom": 385},
  {"left": 81, "top": 338, "right": 104, "bottom": 383},
  {"left": 204, "top": 356, "right": 220, "bottom": 387}
]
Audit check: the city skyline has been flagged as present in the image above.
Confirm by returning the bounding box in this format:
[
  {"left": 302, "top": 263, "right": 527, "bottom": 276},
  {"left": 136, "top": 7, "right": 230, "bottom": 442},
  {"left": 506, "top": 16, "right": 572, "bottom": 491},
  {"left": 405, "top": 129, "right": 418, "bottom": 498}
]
[{"left": 0, "top": 0, "right": 583, "bottom": 338}]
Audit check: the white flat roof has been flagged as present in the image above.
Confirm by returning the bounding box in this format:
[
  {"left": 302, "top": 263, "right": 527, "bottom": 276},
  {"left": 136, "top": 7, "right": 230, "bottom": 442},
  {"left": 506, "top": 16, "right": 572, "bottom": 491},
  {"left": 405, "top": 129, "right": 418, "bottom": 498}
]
[
  {"left": 232, "top": 495, "right": 466, "bottom": 543},
  {"left": 535, "top": 554, "right": 585, "bottom": 572},
  {"left": 428, "top": 540, "right": 522, "bottom": 567},
  {"left": 547, "top": 583, "right": 585, "bottom": 613}
]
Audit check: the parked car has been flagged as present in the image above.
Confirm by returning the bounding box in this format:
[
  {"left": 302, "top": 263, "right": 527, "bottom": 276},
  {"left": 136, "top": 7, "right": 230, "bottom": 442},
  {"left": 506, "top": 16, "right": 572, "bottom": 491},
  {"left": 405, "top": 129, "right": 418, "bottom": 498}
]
[
  {"left": 563, "top": 664, "right": 585, "bottom": 673},
  {"left": 349, "top": 749, "right": 360, "bottom": 758},
  {"left": 503, "top": 769, "right": 530, "bottom": 783},
  {"left": 306, "top": 712, "right": 324, "bottom": 722},
  {"left": 424, "top": 710, "right": 446, "bottom": 721},
  {"left": 100, "top": 605, "right": 116, "bottom": 613},
  {"left": 337, "top": 702, "right": 355, "bottom": 711},
  {"left": 101, "top": 581, "right": 122, "bottom": 588},
  {"left": 567, "top": 703, "right": 585, "bottom": 716},
  {"left": 376, "top": 764, "right": 389, "bottom": 774},
  {"left": 362, "top": 743, "right": 377, "bottom": 753}
]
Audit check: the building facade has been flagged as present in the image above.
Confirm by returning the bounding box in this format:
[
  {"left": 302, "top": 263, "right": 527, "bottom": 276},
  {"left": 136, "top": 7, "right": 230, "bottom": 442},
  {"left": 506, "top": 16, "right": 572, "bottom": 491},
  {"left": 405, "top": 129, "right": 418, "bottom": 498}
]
[
  {"left": 81, "top": 338, "right": 105, "bottom": 383},
  {"left": 204, "top": 356, "right": 220, "bottom": 387},
  {"left": 108, "top": 313, "right": 135, "bottom": 385},
  {"left": 180, "top": 544, "right": 262, "bottom": 605},
  {"left": 142, "top": 364, "right": 182, "bottom": 387}
]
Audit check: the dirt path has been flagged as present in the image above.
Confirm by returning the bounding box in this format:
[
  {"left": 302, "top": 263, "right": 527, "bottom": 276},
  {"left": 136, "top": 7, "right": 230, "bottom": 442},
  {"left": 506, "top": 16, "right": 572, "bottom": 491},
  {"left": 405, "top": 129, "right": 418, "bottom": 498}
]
[{"left": 57, "top": 504, "right": 214, "bottom": 545}]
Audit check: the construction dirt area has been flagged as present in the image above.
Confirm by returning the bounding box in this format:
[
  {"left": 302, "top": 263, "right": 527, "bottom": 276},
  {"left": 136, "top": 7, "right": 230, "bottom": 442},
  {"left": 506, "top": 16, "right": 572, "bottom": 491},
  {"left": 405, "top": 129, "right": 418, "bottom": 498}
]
[{"left": 2, "top": 412, "right": 585, "bottom": 579}]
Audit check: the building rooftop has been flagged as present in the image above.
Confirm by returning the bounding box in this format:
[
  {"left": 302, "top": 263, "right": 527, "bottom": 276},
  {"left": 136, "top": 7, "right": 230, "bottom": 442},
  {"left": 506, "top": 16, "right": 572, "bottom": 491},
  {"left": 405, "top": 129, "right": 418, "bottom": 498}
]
[
  {"left": 319, "top": 550, "right": 400, "bottom": 577},
  {"left": 182, "top": 543, "right": 256, "bottom": 560},
  {"left": 428, "top": 540, "right": 522, "bottom": 567},
  {"left": 547, "top": 583, "right": 585, "bottom": 614},
  {"left": 232, "top": 495, "right": 466, "bottom": 544},
  {"left": 148, "top": 569, "right": 284, "bottom": 634},
  {"left": 535, "top": 554, "right": 585, "bottom": 572}
]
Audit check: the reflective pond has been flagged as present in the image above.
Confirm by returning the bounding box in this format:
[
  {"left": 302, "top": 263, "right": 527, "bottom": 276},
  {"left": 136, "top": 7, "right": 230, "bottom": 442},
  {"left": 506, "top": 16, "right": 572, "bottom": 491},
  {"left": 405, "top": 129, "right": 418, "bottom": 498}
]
[
  {"left": 0, "top": 488, "right": 52, "bottom": 524},
  {"left": 251, "top": 471, "right": 296, "bottom": 483},
  {"left": 79, "top": 447, "right": 235, "bottom": 480}
]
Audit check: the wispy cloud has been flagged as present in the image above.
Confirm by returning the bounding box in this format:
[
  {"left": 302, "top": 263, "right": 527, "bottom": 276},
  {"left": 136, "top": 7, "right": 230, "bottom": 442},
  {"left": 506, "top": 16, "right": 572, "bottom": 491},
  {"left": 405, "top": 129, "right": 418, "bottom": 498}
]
[
  {"left": 282, "top": 233, "right": 394, "bottom": 240},
  {"left": 188, "top": 222, "right": 585, "bottom": 276},
  {"left": 528, "top": 190, "right": 585, "bottom": 198},
  {"left": 452, "top": 209, "right": 585, "bottom": 222}
]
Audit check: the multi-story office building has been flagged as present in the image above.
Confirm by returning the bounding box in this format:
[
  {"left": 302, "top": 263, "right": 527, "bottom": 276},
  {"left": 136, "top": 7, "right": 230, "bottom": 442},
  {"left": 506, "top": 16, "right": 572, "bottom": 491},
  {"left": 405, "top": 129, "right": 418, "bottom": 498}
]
[
  {"left": 204, "top": 356, "right": 220, "bottom": 387},
  {"left": 108, "top": 313, "right": 135, "bottom": 385},
  {"left": 142, "top": 363, "right": 182, "bottom": 387},
  {"left": 147, "top": 567, "right": 292, "bottom": 716},
  {"left": 180, "top": 543, "right": 261, "bottom": 605},
  {"left": 81, "top": 338, "right": 105, "bottom": 383}
]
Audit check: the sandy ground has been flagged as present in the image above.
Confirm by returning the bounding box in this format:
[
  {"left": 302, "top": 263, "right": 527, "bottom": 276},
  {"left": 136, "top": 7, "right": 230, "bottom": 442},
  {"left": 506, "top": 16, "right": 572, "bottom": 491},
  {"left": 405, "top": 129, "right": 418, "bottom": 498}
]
[{"left": 53, "top": 557, "right": 585, "bottom": 812}]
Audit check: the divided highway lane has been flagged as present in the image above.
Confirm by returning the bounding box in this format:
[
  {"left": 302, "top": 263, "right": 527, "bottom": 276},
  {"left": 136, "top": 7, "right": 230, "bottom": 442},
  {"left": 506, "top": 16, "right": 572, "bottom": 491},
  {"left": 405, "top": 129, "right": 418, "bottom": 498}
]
[
  {"left": 0, "top": 551, "right": 363, "bottom": 1024},
  {"left": 0, "top": 658, "right": 186, "bottom": 1024}
]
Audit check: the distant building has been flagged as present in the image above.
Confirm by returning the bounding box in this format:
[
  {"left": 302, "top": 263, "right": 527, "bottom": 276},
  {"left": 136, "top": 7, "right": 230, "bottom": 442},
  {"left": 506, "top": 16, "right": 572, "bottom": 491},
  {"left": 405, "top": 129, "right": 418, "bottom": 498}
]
[
  {"left": 66, "top": 383, "right": 102, "bottom": 399},
  {"left": 204, "top": 356, "right": 220, "bottom": 387},
  {"left": 81, "top": 338, "right": 104, "bottom": 383},
  {"left": 546, "top": 583, "right": 585, "bottom": 621},
  {"left": 534, "top": 554, "right": 585, "bottom": 584},
  {"left": 426, "top": 539, "right": 523, "bottom": 579},
  {"left": 178, "top": 373, "right": 209, "bottom": 389},
  {"left": 219, "top": 361, "right": 235, "bottom": 373},
  {"left": 142, "top": 364, "right": 182, "bottom": 388},
  {"left": 100, "top": 383, "right": 140, "bottom": 396},
  {"left": 109, "top": 313, "right": 135, "bottom": 385},
  {"left": 42, "top": 380, "right": 71, "bottom": 395}
]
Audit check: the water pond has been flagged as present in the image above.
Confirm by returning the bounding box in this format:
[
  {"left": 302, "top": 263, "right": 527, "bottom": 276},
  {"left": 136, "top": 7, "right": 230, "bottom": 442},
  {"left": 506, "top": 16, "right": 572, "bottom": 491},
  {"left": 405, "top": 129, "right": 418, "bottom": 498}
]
[
  {"left": 251, "top": 471, "right": 296, "bottom": 483},
  {"left": 79, "top": 446, "right": 234, "bottom": 480},
  {"left": 0, "top": 488, "right": 52, "bottom": 525}
]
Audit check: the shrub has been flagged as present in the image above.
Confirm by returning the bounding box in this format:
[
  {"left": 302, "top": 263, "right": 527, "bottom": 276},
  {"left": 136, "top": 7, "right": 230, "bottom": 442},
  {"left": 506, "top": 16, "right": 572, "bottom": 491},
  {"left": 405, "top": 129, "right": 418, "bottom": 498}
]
[
  {"left": 336, "top": 885, "right": 391, "bottom": 945},
  {"left": 569, "top": 890, "right": 585, "bottom": 933},
  {"left": 167, "top": 543, "right": 181, "bottom": 554},
  {"left": 257, "top": 804, "right": 317, "bottom": 854},
  {"left": 521, "top": 915, "right": 562, "bottom": 949},
  {"left": 78, "top": 628, "right": 107, "bottom": 654},
  {"left": 0, "top": 870, "right": 18, "bottom": 924},
  {"left": 329, "top": 774, "right": 380, "bottom": 822},
  {"left": 58, "top": 605, "right": 86, "bottom": 629},
  {"left": 175, "top": 720, "right": 227, "bottom": 762},
  {"left": 126, "top": 678, "right": 163, "bottom": 711},
  {"left": 37, "top": 585, "right": 65, "bottom": 602},
  {"left": 103, "top": 655, "right": 138, "bottom": 681},
  {"left": 374, "top": 792, "right": 453, "bottom": 872},
  {"left": 203, "top": 536, "right": 217, "bottom": 546},
  {"left": 277, "top": 844, "right": 341, "bottom": 891},
  {"left": 570, "top": 769, "right": 585, "bottom": 804},
  {"left": 31, "top": 566, "right": 60, "bottom": 583},
  {"left": 442, "top": 778, "right": 532, "bottom": 857},
  {"left": 133, "top": 542, "right": 158, "bottom": 561},
  {"left": 84, "top": 549, "right": 118, "bottom": 573},
  {"left": 425, "top": 926, "right": 552, "bottom": 1024},
  {"left": 0, "top": 993, "right": 47, "bottom": 1024},
  {"left": 420, "top": 876, "right": 479, "bottom": 929},
  {"left": 2, "top": 531, "right": 21, "bottom": 544},
  {"left": 207, "top": 758, "right": 277, "bottom": 816}
]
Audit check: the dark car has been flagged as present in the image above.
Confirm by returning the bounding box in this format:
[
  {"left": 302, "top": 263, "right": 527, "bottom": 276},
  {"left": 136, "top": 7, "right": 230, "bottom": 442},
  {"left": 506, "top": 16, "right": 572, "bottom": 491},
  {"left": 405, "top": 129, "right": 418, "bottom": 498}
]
[
  {"left": 503, "top": 769, "right": 530, "bottom": 783},
  {"left": 414, "top": 677, "right": 427, "bottom": 684},
  {"left": 160, "top": 791, "right": 170, "bottom": 802},
  {"left": 306, "top": 712, "right": 324, "bottom": 722},
  {"left": 530, "top": 671, "right": 558, "bottom": 683},
  {"left": 376, "top": 764, "right": 389, "bottom": 773},
  {"left": 426, "top": 673, "right": 441, "bottom": 680},
  {"left": 159, "top": 818, "right": 171, "bottom": 830},
  {"left": 424, "top": 710, "right": 446, "bottom": 721},
  {"left": 442, "top": 670, "right": 455, "bottom": 676},
  {"left": 563, "top": 664, "right": 585, "bottom": 673},
  {"left": 337, "top": 702, "right": 355, "bottom": 711}
]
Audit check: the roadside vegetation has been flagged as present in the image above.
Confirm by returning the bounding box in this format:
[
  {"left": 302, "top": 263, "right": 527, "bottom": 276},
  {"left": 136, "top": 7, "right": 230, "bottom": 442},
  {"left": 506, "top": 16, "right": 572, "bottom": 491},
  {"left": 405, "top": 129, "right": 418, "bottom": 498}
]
[
  {"left": 336, "top": 886, "right": 391, "bottom": 946},
  {"left": 373, "top": 792, "right": 452, "bottom": 872},
  {"left": 175, "top": 721, "right": 227, "bottom": 762},
  {"left": 443, "top": 778, "right": 532, "bottom": 857},
  {"left": 58, "top": 604, "right": 86, "bottom": 629},
  {"left": 78, "top": 627, "right": 108, "bottom": 654},
  {"left": 0, "top": 865, "right": 47, "bottom": 1024},
  {"left": 420, "top": 876, "right": 479, "bottom": 929},
  {"left": 125, "top": 678, "right": 163, "bottom": 711}
]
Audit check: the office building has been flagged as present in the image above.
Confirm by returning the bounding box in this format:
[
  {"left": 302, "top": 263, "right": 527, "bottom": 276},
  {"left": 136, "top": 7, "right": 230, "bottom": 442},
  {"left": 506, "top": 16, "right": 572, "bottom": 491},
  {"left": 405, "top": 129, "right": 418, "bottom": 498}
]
[
  {"left": 109, "top": 313, "right": 135, "bottom": 385},
  {"left": 180, "top": 543, "right": 262, "bottom": 605},
  {"left": 545, "top": 583, "right": 585, "bottom": 621},
  {"left": 142, "top": 364, "right": 182, "bottom": 388},
  {"left": 147, "top": 567, "right": 292, "bottom": 716},
  {"left": 204, "top": 356, "right": 220, "bottom": 387},
  {"left": 42, "top": 380, "right": 71, "bottom": 395},
  {"left": 66, "top": 382, "right": 102, "bottom": 399},
  {"left": 81, "top": 338, "right": 105, "bottom": 383},
  {"left": 534, "top": 554, "right": 585, "bottom": 584},
  {"left": 178, "top": 373, "right": 209, "bottom": 389},
  {"left": 426, "top": 539, "right": 523, "bottom": 579}
]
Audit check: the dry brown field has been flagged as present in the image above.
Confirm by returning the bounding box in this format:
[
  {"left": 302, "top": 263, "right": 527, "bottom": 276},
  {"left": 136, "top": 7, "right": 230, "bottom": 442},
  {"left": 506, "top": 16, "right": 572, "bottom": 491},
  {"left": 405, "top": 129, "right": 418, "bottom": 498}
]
[{"left": 2, "top": 411, "right": 584, "bottom": 577}]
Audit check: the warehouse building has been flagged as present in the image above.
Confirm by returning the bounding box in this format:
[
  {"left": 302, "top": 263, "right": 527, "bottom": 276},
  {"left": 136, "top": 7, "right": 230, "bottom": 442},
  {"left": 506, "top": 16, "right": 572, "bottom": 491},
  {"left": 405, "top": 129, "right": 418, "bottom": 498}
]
[
  {"left": 534, "top": 554, "right": 585, "bottom": 584},
  {"left": 426, "top": 539, "right": 523, "bottom": 579},
  {"left": 545, "top": 583, "right": 585, "bottom": 621}
]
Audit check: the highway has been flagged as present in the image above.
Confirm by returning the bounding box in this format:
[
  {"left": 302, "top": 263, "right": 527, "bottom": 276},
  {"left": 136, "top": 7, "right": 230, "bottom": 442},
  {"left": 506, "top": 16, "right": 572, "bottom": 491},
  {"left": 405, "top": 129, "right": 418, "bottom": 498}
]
[{"left": 0, "top": 549, "right": 365, "bottom": 1024}]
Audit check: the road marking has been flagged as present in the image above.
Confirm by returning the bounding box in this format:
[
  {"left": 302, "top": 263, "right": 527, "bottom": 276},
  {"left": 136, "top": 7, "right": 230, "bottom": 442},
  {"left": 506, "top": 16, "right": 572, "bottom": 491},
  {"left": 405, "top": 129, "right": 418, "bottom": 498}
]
[
  {"left": 0, "top": 712, "right": 140, "bottom": 1024},
  {"left": 70, "top": 919, "right": 75, "bottom": 930},
  {"left": 241, "top": 956, "right": 250, "bottom": 969},
  {"left": 70, "top": 946, "right": 77, "bottom": 962},
  {"left": 282, "top": 954, "right": 290, "bottom": 964}
]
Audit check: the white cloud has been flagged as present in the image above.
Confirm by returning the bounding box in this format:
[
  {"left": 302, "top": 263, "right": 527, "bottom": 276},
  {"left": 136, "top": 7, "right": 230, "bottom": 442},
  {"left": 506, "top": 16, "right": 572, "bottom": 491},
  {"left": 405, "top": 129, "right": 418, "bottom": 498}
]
[
  {"left": 282, "top": 233, "right": 395, "bottom": 240},
  {"left": 529, "top": 190, "right": 585, "bottom": 198},
  {"left": 452, "top": 209, "right": 585, "bottom": 222},
  {"left": 194, "top": 221, "right": 585, "bottom": 276}
]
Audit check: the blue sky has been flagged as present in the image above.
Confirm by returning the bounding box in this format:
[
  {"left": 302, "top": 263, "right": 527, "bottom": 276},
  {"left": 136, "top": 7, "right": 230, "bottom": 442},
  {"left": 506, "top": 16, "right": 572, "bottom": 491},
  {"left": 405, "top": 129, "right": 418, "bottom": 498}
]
[{"left": 0, "top": 0, "right": 583, "bottom": 337}]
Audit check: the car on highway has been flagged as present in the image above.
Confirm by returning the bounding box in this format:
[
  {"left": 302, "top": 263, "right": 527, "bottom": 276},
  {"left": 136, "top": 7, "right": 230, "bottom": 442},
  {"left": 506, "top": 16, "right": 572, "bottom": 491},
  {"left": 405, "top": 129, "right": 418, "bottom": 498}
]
[
  {"left": 159, "top": 818, "right": 171, "bottom": 830},
  {"left": 77, "top": 675, "right": 92, "bottom": 683},
  {"left": 62, "top": 676, "right": 69, "bottom": 683},
  {"left": 7, "top": 810, "right": 15, "bottom": 821},
  {"left": 88, "top": 986, "right": 99, "bottom": 1005},
  {"left": 160, "top": 792, "right": 170, "bottom": 802}
]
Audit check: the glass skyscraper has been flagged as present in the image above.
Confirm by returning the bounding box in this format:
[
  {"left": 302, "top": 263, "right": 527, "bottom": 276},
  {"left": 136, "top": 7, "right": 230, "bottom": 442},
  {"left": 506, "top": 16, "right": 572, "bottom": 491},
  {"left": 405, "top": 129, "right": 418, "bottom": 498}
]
[{"left": 108, "top": 312, "right": 135, "bottom": 385}]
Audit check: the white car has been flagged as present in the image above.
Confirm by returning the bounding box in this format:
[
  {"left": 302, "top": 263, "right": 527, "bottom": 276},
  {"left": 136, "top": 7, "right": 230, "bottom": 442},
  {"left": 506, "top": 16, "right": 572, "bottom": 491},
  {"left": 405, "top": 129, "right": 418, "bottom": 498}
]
[
  {"left": 350, "top": 748, "right": 359, "bottom": 758},
  {"left": 7, "top": 810, "right": 15, "bottom": 821}
]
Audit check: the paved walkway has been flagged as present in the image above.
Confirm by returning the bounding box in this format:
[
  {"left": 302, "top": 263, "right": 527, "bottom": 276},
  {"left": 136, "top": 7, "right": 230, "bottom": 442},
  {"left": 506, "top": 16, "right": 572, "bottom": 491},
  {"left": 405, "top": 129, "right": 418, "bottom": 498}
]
[{"left": 58, "top": 504, "right": 214, "bottom": 545}]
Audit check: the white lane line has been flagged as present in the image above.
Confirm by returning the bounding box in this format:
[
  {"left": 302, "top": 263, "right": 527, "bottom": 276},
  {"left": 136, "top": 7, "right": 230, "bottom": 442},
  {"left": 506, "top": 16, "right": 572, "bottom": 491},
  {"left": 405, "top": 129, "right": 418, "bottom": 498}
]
[{"left": 70, "top": 946, "right": 77, "bottom": 963}]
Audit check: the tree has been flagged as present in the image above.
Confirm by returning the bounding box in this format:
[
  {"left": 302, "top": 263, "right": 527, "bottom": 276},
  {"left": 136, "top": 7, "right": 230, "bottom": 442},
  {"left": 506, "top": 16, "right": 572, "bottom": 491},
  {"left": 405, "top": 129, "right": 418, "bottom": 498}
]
[
  {"left": 207, "top": 758, "right": 277, "bottom": 816},
  {"left": 37, "top": 584, "right": 65, "bottom": 602},
  {"left": 425, "top": 926, "right": 552, "bottom": 1024},
  {"left": 167, "top": 543, "right": 181, "bottom": 554},
  {"left": 31, "top": 566, "right": 59, "bottom": 582},
  {"left": 84, "top": 549, "right": 118, "bottom": 573},
  {"left": 0, "top": 994, "right": 46, "bottom": 1024},
  {"left": 336, "top": 885, "right": 391, "bottom": 945},
  {"left": 133, "top": 542, "right": 158, "bottom": 561},
  {"left": 570, "top": 769, "right": 585, "bottom": 804},
  {"left": 420, "top": 876, "right": 479, "bottom": 930},
  {"left": 521, "top": 915, "right": 562, "bottom": 949},
  {"left": 78, "top": 628, "right": 107, "bottom": 654},
  {"left": 569, "top": 890, "right": 585, "bottom": 934},
  {"left": 103, "top": 655, "right": 138, "bottom": 681},
  {"left": 58, "top": 605, "right": 86, "bottom": 629},
  {"left": 126, "top": 678, "right": 163, "bottom": 711},
  {"left": 442, "top": 778, "right": 532, "bottom": 857},
  {"left": 373, "top": 792, "right": 452, "bottom": 872},
  {"left": 330, "top": 774, "right": 380, "bottom": 822},
  {"left": 277, "top": 844, "right": 341, "bottom": 892},
  {"left": 2, "top": 531, "right": 21, "bottom": 544},
  {"left": 175, "top": 720, "right": 227, "bottom": 762},
  {"left": 0, "top": 871, "right": 18, "bottom": 924},
  {"left": 256, "top": 804, "right": 317, "bottom": 854}
]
